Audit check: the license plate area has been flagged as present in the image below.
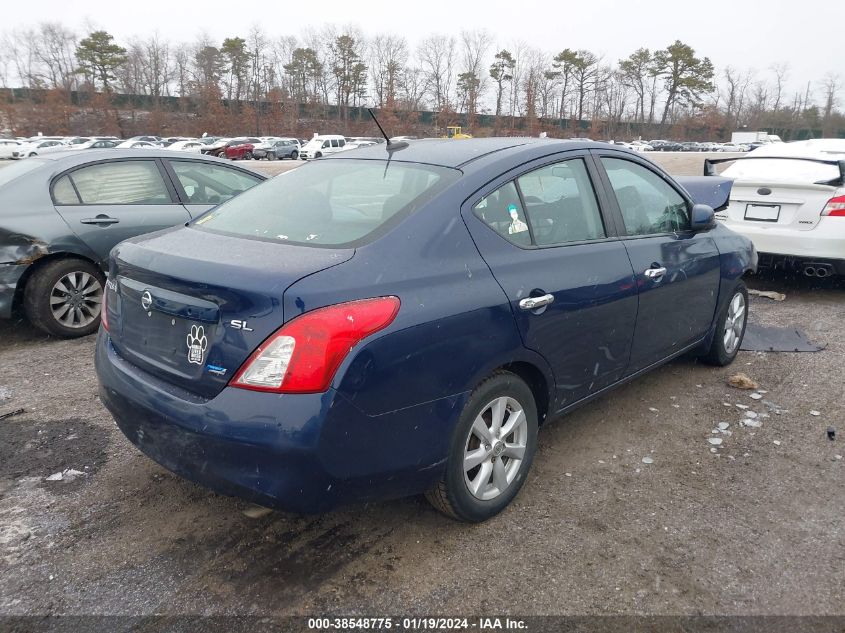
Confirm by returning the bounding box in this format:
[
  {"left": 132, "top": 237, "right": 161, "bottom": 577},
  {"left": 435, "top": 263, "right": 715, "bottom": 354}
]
[{"left": 744, "top": 204, "right": 781, "bottom": 222}]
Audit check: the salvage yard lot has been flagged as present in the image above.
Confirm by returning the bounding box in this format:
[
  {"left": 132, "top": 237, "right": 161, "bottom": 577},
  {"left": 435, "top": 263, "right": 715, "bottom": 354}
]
[{"left": 0, "top": 153, "right": 843, "bottom": 617}]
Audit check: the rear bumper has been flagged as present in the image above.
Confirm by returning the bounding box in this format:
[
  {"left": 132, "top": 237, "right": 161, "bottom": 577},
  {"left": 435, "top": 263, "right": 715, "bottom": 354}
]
[
  {"left": 0, "top": 263, "right": 27, "bottom": 319},
  {"left": 721, "top": 218, "right": 845, "bottom": 262},
  {"left": 95, "top": 331, "right": 458, "bottom": 513}
]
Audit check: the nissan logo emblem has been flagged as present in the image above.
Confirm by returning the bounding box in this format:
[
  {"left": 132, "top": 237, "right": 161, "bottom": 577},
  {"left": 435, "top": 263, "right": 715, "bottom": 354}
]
[{"left": 141, "top": 290, "right": 153, "bottom": 311}]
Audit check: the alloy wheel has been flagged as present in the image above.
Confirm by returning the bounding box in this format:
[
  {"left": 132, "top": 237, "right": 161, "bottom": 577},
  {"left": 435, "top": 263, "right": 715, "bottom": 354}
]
[
  {"left": 50, "top": 271, "right": 103, "bottom": 329},
  {"left": 723, "top": 292, "right": 745, "bottom": 354}
]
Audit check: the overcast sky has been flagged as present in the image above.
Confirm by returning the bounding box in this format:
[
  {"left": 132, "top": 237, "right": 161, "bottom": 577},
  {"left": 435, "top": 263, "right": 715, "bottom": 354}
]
[{"left": 7, "top": 0, "right": 842, "bottom": 98}]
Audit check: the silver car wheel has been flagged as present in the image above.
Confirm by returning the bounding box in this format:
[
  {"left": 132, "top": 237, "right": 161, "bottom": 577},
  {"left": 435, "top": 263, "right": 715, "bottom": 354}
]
[
  {"left": 463, "top": 396, "right": 528, "bottom": 501},
  {"left": 50, "top": 271, "right": 102, "bottom": 328},
  {"left": 723, "top": 292, "right": 745, "bottom": 354}
]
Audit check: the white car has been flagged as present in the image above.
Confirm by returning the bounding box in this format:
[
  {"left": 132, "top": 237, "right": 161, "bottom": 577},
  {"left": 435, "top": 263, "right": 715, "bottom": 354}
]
[
  {"left": 712, "top": 139, "right": 845, "bottom": 277},
  {"left": 11, "top": 139, "right": 69, "bottom": 158},
  {"left": 166, "top": 140, "right": 204, "bottom": 153},
  {"left": 0, "top": 139, "right": 21, "bottom": 159},
  {"left": 115, "top": 140, "right": 158, "bottom": 149},
  {"left": 299, "top": 134, "right": 348, "bottom": 159},
  {"left": 716, "top": 143, "right": 747, "bottom": 153}
]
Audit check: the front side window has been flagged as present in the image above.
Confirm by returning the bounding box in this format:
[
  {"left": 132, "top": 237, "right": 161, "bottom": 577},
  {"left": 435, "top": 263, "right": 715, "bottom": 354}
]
[
  {"left": 195, "top": 159, "right": 458, "bottom": 247},
  {"left": 601, "top": 157, "right": 690, "bottom": 235},
  {"left": 169, "top": 160, "right": 262, "bottom": 205},
  {"left": 516, "top": 159, "right": 605, "bottom": 245},
  {"left": 57, "top": 161, "right": 171, "bottom": 205}
]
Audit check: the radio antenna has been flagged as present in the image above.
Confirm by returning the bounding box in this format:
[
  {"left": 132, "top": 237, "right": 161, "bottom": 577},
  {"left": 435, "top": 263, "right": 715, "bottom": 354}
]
[{"left": 368, "top": 108, "right": 408, "bottom": 151}]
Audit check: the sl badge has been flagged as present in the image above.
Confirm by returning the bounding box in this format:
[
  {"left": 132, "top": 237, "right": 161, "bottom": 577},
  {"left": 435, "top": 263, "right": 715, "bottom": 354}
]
[{"left": 187, "top": 325, "right": 208, "bottom": 365}]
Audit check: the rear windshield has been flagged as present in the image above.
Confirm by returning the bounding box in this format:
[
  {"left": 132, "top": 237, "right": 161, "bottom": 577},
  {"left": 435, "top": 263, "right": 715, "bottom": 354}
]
[
  {"left": 194, "top": 159, "right": 459, "bottom": 247},
  {"left": 722, "top": 158, "right": 840, "bottom": 184},
  {"left": 0, "top": 159, "right": 45, "bottom": 188}
]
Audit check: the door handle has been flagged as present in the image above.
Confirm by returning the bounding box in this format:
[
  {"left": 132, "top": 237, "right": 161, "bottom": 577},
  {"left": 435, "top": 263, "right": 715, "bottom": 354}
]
[
  {"left": 519, "top": 294, "right": 555, "bottom": 310},
  {"left": 80, "top": 215, "right": 120, "bottom": 225},
  {"left": 644, "top": 266, "right": 667, "bottom": 279}
]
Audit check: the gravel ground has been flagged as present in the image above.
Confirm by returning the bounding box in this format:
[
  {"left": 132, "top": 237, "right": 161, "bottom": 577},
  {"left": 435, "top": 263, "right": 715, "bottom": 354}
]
[{"left": 0, "top": 151, "right": 843, "bottom": 618}]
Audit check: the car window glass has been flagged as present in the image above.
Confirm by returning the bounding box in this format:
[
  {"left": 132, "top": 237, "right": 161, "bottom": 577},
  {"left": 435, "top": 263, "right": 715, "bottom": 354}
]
[
  {"left": 196, "top": 160, "right": 457, "bottom": 247},
  {"left": 68, "top": 161, "right": 171, "bottom": 205},
  {"left": 52, "top": 175, "right": 80, "bottom": 204},
  {"left": 601, "top": 157, "right": 690, "bottom": 235},
  {"left": 330, "top": 140, "right": 339, "bottom": 148},
  {"left": 472, "top": 181, "right": 531, "bottom": 247},
  {"left": 322, "top": 140, "right": 330, "bottom": 148},
  {"left": 170, "top": 160, "right": 262, "bottom": 204},
  {"left": 516, "top": 159, "right": 605, "bottom": 245},
  {"left": 339, "top": 139, "right": 346, "bottom": 147}
]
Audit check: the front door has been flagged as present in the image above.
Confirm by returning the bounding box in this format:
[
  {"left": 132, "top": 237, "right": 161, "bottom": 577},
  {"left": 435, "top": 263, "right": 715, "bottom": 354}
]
[
  {"left": 463, "top": 154, "right": 639, "bottom": 410},
  {"left": 594, "top": 153, "right": 721, "bottom": 373}
]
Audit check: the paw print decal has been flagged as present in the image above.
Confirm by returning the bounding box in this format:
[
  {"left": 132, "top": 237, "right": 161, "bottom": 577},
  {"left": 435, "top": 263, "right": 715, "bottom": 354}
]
[{"left": 187, "top": 325, "right": 208, "bottom": 365}]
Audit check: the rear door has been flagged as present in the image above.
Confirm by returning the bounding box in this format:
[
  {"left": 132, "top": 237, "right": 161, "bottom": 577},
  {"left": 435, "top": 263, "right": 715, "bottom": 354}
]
[
  {"left": 51, "top": 158, "right": 190, "bottom": 265},
  {"left": 463, "top": 152, "right": 639, "bottom": 409},
  {"left": 163, "top": 159, "right": 265, "bottom": 216},
  {"left": 594, "top": 152, "right": 721, "bottom": 373}
]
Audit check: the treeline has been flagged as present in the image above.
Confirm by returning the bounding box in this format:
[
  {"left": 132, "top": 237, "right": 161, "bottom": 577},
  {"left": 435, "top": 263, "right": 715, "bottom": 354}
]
[{"left": 0, "top": 22, "right": 842, "bottom": 140}]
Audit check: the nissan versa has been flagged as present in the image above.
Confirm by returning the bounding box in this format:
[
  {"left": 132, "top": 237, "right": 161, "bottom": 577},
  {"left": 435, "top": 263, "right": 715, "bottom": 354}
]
[{"left": 96, "top": 138, "right": 756, "bottom": 522}]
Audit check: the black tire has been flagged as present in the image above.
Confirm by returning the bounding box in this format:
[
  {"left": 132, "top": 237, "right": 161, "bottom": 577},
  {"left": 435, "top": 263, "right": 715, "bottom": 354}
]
[
  {"left": 290, "top": 150, "right": 298, "bottom": 160},
  {"left": 243, "top": 151, "right": 253, "bottom": 160},
  {"left": 267, "top": 152, "right": 276, "bottom": 161},
  {"left": 701, "top": 281, "right": 748, "bottom": 366},
  {"left": 314, "top": 152, "right": 322, "bottom": 159},
  {"left": 29, "top": 152, "right": 37, "bottom": 157},
  {"left": 24, "top": 258, "right": 105, "bottom": 338},
  {"left": 426, "top": 371, "right": 538, "bottom": 522}
]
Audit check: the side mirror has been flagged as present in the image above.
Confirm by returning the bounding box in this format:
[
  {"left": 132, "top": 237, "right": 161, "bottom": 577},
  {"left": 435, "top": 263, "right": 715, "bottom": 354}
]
[{"left": 690, "top": 203, "right": 716, "bottom": 231}]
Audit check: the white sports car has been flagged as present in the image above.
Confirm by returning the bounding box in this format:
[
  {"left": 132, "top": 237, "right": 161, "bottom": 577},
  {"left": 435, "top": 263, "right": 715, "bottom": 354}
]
[{"left": 711, "top": 139, "right": 845, "bottom": 278}]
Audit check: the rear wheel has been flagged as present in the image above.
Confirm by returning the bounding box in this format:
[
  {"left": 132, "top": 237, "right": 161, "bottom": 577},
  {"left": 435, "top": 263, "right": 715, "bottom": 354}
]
[
  {"left": 314, "top": 151, "right": 322, "bottom": 159},
  {"left": 243, "top": 151, "right": 253, "bottom": 160},
  {"left": 267, "top": 152, "right": 276, "bottom": 161},
  {"left": 701, "top": 281, "right": 748, "bottom": 366},
  {"left": 426, "top": 372, "right": 538, "bottom": 522},
  {"left": 290, "top": 150, "right": 298, "bottom": 160},
  {"left": 24, "top": 258, "right": 105, "bottom": 338}
]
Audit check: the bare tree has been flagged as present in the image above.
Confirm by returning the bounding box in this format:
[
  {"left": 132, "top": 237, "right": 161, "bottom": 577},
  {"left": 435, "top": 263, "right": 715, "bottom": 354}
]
[
  {"left": 34, "top": 23, "right": 78, "bottom": 91},
  {"left": 458, "top": 29, "right": 490, "bottom": 121},
  {"left": 770, "top": 62, "right": 789, "bottom": 111},
  {"left": 370, "top": 34, "right": 408, "bottom": 108},
  {"left": 418, "top": 34, "right": 456, "bottom": 111}
]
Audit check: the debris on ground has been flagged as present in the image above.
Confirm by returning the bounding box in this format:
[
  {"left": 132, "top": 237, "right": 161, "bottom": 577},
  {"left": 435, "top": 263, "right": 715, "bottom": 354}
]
[
  {"left": 745, "top": 411, "right": 759, "bottom": 419},
  {"left": 741, "top": 322, "right": 825, "bottom": 352},
  {"left": 728, "top": 373, "right": 759, "bottom": 390},
  {"left": 0, "top": 408, "right": 25, "bottom": 421},
  {"left": 718, "top": 422, "right": 730, "bottom": 431},
  {"left": 642, "top": 456, "right": 654, "bottom": 464},
  {"left": 750, "top": 393, "right": 763, "bottom": 400},
  {"left": 810, "top": 410, "right": 821, "bottom": 416},
  {"left": 828, "top": 427, "right": 836, "bottom": 441},
  {"left": 742, "top": 418, "right": 762, "bottom": 428},
  {"left": 736, "top": 404, "right": 749, "bottom": 410},
  {"left": 773, "top": 440, "right": 782, "bottom": 446},
  {"left": 44, "top": 469, "right": 86, "bottom": 482},
  {"left": 748, "top": 289, "right": 786, "bottom": 301},
  {"left": 0, "top": 386, "right": 12, "bottom": 400},
  {"left": 242, "top": 505, "right": 274, "bottom": 519},
  {"left": 708, "top": 437, "right": 723, "bottom": 446}
]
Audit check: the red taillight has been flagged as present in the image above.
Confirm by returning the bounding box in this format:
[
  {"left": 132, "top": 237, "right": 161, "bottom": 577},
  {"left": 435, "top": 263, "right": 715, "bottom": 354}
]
[
  {"left": 101, "top": 286, "right": 109, "bottom": 331},
  {"left": 230, "top": 297, "right": 400, "bottom": 394},
  {"left": 822, "top": 195, "right": 845, "bottom": 217}
]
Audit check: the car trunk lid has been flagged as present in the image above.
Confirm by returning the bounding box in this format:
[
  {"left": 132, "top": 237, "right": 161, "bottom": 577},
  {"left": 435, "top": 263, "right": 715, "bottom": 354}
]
[
  {"left": 721, "top": 180, "right": 837, "bottom": 231},
  {"left": 105, "top": 226, "right": 353, "bottom": 398}
]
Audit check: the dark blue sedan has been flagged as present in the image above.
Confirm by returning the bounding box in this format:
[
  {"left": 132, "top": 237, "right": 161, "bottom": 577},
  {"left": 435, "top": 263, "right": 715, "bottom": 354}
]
[{"left": 96, "top": 138, "right": 756, "bottom": 522}]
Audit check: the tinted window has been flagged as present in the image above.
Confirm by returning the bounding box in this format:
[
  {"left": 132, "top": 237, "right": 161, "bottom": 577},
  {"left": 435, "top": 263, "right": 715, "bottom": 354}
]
[
  {"left": 331, "top": 140, "right": 339, "bottom": 148},
  {"left": 472, "top": 181, "right": 531, "bottom": 247},
  {"left": 60, "top": 161, "right": 171, "bottom": 205},
  {"left": 601, "top": 157, "right": 690, "bottom": 235},
  {"left": 52, "top": 175, "right": 79, "bottom": 204},
  {"left": 516, "top": 159, "right": 605, "bottom": 245},
  {"left": 170, "top": 161, "right": 262, "bottom": 205},
  {"left": 322, "top": 140, "right": 330, "bottom": 148},
  {"left": 195, "top": 159, "right": 457, "bottom": 247}
]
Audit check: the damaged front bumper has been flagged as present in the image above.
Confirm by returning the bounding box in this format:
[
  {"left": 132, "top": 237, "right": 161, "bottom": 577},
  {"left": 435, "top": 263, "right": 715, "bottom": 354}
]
[{"left": 0, "top": 262, "right": 28, "bottom": 318}]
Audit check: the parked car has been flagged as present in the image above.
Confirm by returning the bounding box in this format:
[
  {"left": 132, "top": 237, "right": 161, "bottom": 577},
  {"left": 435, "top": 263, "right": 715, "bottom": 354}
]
[
  {"left": 716, "top": 143, "right": 747, "bottom": 153},
  {"left": 198, "top": 137, "right": 231, "bottom": 156},
  {"left": 0, "top": 150, "right": 266, "bottom": 337},
  {"left": 95, "top": 138, "right": 755, "bottom": 522},
  {"left": 12, "top": 139, "right": 68, "bottom": 158},
  {"left": 115, "top": 140, "right": 158, "bottom": 149},
  {"left": 224, "top": 139, "right": 261, "bottom": 160},
  {"left": 0, "top": 139, "right": 21, "bottom": 159},
  {"left": 251, "top": 138, "right": 300, "bottom": 160},
  {"left": 74, "top": 139, "right": 121, "bottom": 150},
  {"left": 709, "top": 139, "right": 845, "bottom": 277},
  {"left": 166, "top": 140, "right": 204, "bottom": 153},
  {"left": 299, "top": 134, "right": 347, "bottom": 159},
  {"left": 126, "top": 135, "right": 163, "bottom": 145}
]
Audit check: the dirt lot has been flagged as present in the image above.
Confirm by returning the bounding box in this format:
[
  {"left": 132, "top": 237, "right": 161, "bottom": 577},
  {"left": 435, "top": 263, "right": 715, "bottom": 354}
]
[{"left": 0, "top": 152, "right": 843, "bottom": 619}]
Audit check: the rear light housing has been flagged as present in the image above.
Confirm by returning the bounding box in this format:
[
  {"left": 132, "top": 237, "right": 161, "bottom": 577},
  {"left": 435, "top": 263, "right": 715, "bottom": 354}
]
[
  {"left": 822, "top": 195, "right": 845, "bottom": 217},
  {"left": 230, "top": 296, "right": 400, "bottom": 394}
]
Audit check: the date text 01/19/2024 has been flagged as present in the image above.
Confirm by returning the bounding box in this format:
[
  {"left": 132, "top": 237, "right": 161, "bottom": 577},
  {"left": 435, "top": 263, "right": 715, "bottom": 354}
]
[{"left": 307, "top": 617, "right": 528, "bottom": 630}]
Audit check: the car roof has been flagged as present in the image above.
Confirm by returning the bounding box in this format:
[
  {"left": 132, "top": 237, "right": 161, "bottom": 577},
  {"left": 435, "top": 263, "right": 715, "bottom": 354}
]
[
  {"left": 22, "top": 149, "right": 265, "bottom": 177},
  {"left": 748, "top": 139, "right": 845, "bottom": 159},
  {"left": 327, "top": 137, "right": 607, "bottom": 168}
]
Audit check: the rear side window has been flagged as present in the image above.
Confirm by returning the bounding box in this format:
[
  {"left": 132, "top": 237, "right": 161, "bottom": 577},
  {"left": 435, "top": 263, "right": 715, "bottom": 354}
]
[
  {"left": 55, "top": 161, "right": 171, "bottom": 205},
  {"left": 472, "top": 182, "right": 531, "bottom": 247},
  {"left": 195, "top": 159, "right": 458, "bottom": 247},
  {"left": 52, "top": 175, "right": 80, "bottom": 204},
  {"left": 516, "top": 159, "right": 605, "bottom": 245},
  {"left": 169, "top": 160, "right": 262, "bottom": 204},
  {"left": 601, "top": 157, "right": 690, "bottom": 235}
]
